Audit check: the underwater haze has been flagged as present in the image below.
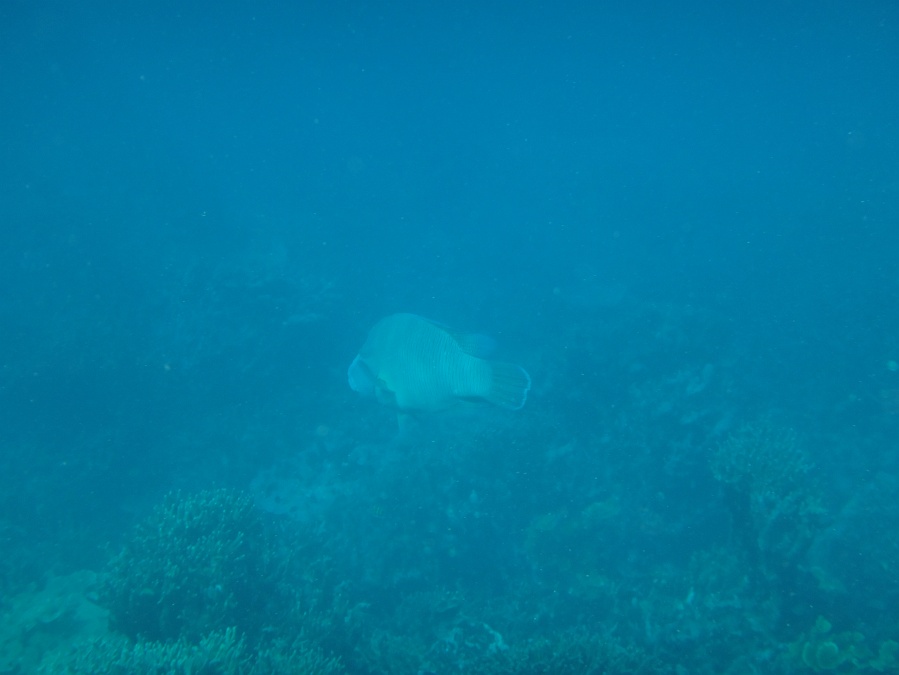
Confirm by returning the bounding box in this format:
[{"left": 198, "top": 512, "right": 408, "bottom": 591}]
[{"left": 1, "top": 1, "right": 898, "bottom": 672}]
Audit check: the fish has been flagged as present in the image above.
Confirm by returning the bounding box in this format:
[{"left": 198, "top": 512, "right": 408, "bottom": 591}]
[{"left": 348, "top": 313, "right": 531, "bottom": 413}]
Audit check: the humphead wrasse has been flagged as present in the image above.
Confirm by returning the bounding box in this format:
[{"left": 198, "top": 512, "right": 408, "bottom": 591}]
[{"left": 348, "top": 313, "right": 531, "bottom": 413}]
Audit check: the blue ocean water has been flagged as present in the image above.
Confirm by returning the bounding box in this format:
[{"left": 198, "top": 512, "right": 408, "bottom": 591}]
[{"left": 1, "top": 1, "right": 898, "bottom": 672}]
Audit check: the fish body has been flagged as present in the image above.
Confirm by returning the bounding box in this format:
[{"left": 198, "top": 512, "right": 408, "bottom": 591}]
[{"left": 348, "top": 313, "right": 530, "bottom": 412}]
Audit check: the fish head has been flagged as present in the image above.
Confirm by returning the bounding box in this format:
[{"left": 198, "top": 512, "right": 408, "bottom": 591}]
[
  {"left": 347, "top": 355, "right": 375, "bottom": 396},
  {"left": 349, "top": 354, "right": 398, "bottom": 407}
]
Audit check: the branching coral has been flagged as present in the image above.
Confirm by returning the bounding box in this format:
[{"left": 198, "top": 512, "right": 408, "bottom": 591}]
[
  {"left": 101, "top": 489, "right": 299, "bottom": 643},
  {"left": 486, "top": 628, "right": 659, "bottom": 675},
  {"left": 48, "top": 489, "right": 349, "bottom": 673},
  {"left": 709, "top": 421, "right": 824, "bottom": 577},
  {"left": 710, "top": 422, "right": 810, "bottom": 498},
  {"left": 38, "top": 627, "right": 344, "bottom": 674}
]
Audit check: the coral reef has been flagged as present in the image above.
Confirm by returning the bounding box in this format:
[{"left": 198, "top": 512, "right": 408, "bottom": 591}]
[
  {"left": 101, "top": 489, "right": 302, "bottom": 643},
  {"left": 9, "top": 284, "right": 897, "bottom": 675},
  {"left": 38, "top": 627, "right": 343, "bottom": 674},
  {"left": 88, "top": 489, "right": 350, "bottom": 673},
  {"left": 489, "top": 628, "right": 659, "bottom": 675},
  {"left": 329, "top": 585, "right": 659, "bottom": 675},
  {"left": 0, "top": 571, "right": 107, "bottom": 672},
  {"left": 40, "top": 627, "right": 247, "bottom": 674},
  {"left": 807, "top": 472, "right": 899, "bottom": 623},
  {"left": 788, "top": 616, "right": 899, "bottom": 673},
  {"left": 709, "top": 421, "right": 825, "bottom": 579}
]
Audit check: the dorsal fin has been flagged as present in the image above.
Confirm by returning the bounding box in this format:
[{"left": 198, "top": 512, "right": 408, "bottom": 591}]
[
  {"left": 422, "top": 316, "right": 496, "bottom": 358},
  {"left": 449, "top": 331, "right": 496, "bottom": 358}
]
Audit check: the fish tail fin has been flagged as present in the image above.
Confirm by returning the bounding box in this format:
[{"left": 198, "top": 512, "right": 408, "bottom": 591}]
[{"left": 486, "top": 362, "right": 531, "bottom": 410}]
